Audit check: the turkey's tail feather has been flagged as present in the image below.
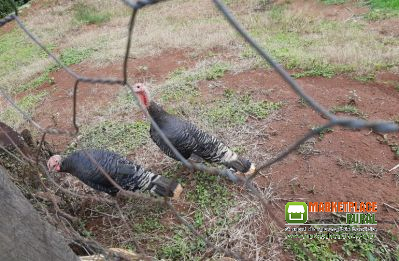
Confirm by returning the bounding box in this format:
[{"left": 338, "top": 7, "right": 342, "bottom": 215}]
[{"left": 149, "top": 176, "right": 183, "bottom": 199}]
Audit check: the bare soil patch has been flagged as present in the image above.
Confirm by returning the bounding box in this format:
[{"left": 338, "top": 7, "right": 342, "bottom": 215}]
[{"left": 205, "top": 68, "right": 399, "bottom": 233}]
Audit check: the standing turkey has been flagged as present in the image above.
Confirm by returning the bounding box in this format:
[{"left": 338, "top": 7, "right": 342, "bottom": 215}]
[
  {"left": 47, "top": 149, "right": 182, "bottom": 199},
  {"left": 132, "top": 83, "right": 256, "bottom": 176}
]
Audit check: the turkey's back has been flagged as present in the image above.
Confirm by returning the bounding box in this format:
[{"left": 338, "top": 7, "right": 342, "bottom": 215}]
[{"left": 61, "top": 149, "right": 122, "bottom": 190}]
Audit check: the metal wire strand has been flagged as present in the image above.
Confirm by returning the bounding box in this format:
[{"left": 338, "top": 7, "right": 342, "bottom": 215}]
[{"left": 0, "top": 0, "right": 398, "bottom": 260}]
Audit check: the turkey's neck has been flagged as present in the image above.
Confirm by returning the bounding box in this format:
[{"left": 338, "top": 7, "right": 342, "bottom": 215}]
[
  {"left": 60, "top": 157, "right": 73, "bottom": 174},
  {"left": 138, "top": 91, "right": 149, "bottom": 108},
  {"left": 148, "top": 101, "right": 168, "bottom": 122}
]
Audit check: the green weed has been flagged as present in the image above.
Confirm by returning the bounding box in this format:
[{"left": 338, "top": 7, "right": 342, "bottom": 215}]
[
  {"left": 331, "top": 105, "right": 365, "bottom": 117},
  {"left": 320, "top": 0, "right": 346, "bottom": 4},
  {"left": 368, "top": 0, "right": 399, "bottom": 10},
  {"left": 311, "top": 125, "right": 334, "bottom": 140},
  {"left": 0, "top": 91, "right": 48, "bottom": 126},
  {"left": 133, "top": 217, "right": 164, "bottom": 234},
  {"left": 0, "top": 30, "right": 48, "bottom": 82},
  {"left": 205, "top": 91, "right": 282, "bottom": 126},
  {"left": 292, "top": 64, "right": 336, "bottom": 78},
  {"left": 186, "top": 171, "right": 231, "bottom": 211},
  {"left": 14, "top": 72, "right": 54, "bottom": 94},
  {"left": 161, "top": 63, "right": 229, "bottom": 103},
  {"left": 68, "top": 120, "right": 149, "bottom": 155},
  {"left": 342, "top": 237, "right": 391, "bottom": 260},
  {"left": 73, "top": 2, "right": 111, "bottom": 25},
  {"left": 364, "top": 0, "right": 399, "bottom": 21},
  {"left": 204, "top": 62, "right": 229, "bottom": 80},
  {"left": 159, "top": 228, "right": 206, "bottom": 260},
  {"left": 285, "top": 238, "right": 340, "bottom": 261},
  {"left": 59, "top": 47, "right": 95, "bottom": 66}
]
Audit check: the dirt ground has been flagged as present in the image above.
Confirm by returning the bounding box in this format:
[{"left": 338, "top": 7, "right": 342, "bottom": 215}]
[
  {"left": 3, "top": 0, "right": 399, "bottom": 259},
  {"left": 30, "top": 46, "right": 399, "bottom": 226}
]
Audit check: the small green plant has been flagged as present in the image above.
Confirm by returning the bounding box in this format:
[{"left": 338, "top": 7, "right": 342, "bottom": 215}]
[
  {"left": 161, "top": 67, "right": 201, "bottom": 103},
  {"left": 159, "top": 228, "right": 206, "bottom": 260},
  {"left": 331, "top": 105, "right": 365, "bottom": 117},
  {"left": 0, "top": 30, "right": 48, "bottom": 82},
  {"left": 320, "top": 0, "right": 346, "bottom": 5},
  {"left": 133, "top": 217, "right": 164, "bottom": 233},
  {"left": 364, "top": 0, "right": 399, "bottom": 21},
  {"left": 204, "top": 62, "right": 229, "bottom": 80},
  {"left": 285, "top": 238, "right": 341, "bottom": 260},
  {"left": 77, "top": 220, "right": 93, "bottom": 238},
  {"left": 394, "top": 84, "right": 399, "bottom": 92},
  {"left": 59, "top": 47, "right": 94, "bottom": 66},
  {"left": 354, "top": 74, "right": 375, "bottom": 83},
  {"left": 311, "top": 125, "right": 333, "bottom": 140},
  {"left": 14, "top": 72, "right": 54, "bottom": 94},
  {"left": 292, "top": 64, "right": 336, "bottom": 78},
  {"left": 206, "top": 91, "right": 282, "bottom": 126},
  {"left": 68, "top": 120, "right": 149, "bottom": 155},
  {"left": 73, "top": 2, "right": 111, "bottom": 25},
  {"left": 0, "top": 91, "right": 48, "bottom": 126}
]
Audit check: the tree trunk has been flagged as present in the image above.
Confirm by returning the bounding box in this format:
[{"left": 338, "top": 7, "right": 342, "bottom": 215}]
[{"left": 0, "top": 166, "right": 79, "bottom": 261}]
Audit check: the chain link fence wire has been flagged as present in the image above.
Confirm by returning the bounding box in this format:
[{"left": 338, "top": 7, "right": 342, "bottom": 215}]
[{"left": 1, "top": 0, "right": 398, "bottom": 260}]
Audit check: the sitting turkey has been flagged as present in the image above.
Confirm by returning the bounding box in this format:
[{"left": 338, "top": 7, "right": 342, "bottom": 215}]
[
  {"left": 47, "top": 149, "right": 182, "bottom": 199},
  {"left": 132, "top": 83, "right": 256, "bottom": 176}
]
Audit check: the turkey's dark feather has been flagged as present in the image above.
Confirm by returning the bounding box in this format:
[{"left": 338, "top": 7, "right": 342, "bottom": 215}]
[
  {"left": 148, "top": 102, "right": 251, "bottom": 173},
  {"left": 61, "top": 149, "right": 163, "bottom": 195}
]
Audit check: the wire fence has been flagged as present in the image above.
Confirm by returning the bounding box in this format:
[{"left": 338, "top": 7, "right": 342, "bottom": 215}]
[{"left": 1, "top": 0, "right": 398, "bottom": 260}]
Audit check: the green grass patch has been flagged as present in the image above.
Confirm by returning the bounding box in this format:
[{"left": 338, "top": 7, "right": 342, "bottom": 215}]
[
  {"left": 368, "top": 0, "right": 399, "bottom": 10},
  {"left": 354, "top": 73, "right": 376, "bottom": 83},
  {"left": 205, "top": 90, "right": 282, "bottom": 126},
  {"left": 0, "top": 91, "right": 48, "bottom": 126},
  {"left": 160, "top": 62, "right": 229, "bottom": 104},
  {"left": 331, "top": 105, "right": 365, "bottom": 117},
  {"left": 242, "top": 6, "right": 398, "bottom": 75},
  {"left": 59, "top": 47, "right": 95, "bottom": 66},
  {"left": 133, "top": 216, "right": 165, "bottom": 234},
  {"left": 203, "top": 62, "right": 229, "bottom": 80},
  {"left": 0, "top": 30, "right": 49, "bottom": 80},
  {"left": 161, "top": 67, "right": 200, "bottom": 103},
  {"left": 158, "top": 171, "right": 232, "bottom": 260},
  {"left": 311, "top": 125, "right": 334, "bottom": 140},
  {"left": 286, "top": 232, "right": 398, "bottom": 260},
  {"left": 320, "top": 0, "right": 346, "bottom": 5},
  {"left": 364, "top": 0, "right": 399, "bottom": 20},
  {"left": 68, "top": 120, "right": 149, "bottom": 155},
  {"left": 292, "top": 64, "right": 336, "bottom": 78},
  {"left": 73, "top": 2, "right": 111, "bottom": 25},
  {"left": 285, "top": 238, "right": 341, "bottom": 260},
  {"left": 158, "top": 227, "right": 206, "bottom": 260},
  {"left": 14, "top": 71, "right": 54, "bottom": 94}
]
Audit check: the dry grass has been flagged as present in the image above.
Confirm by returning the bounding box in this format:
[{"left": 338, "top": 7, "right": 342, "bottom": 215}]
[
  {"left": 2, "top": 0, "right": 399, "bottom": 97},
  {"left": 1, "top": 0, "right": 399, "bottom": 259}
]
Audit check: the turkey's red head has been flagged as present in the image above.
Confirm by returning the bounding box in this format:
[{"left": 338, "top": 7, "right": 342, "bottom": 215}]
[
  {"left": 133, "top": 83, "right": 150, "bottom": 107},
  {"left": 47, "top": 155, "right": 62, "bottom": 172}
]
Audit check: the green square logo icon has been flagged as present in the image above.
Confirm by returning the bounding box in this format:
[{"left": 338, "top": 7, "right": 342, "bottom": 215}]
[{"left": 285, "top": 202, "right": 308, "bottom": 224}]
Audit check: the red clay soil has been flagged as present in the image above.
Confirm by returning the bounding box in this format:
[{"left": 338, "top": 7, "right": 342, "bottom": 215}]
[
  {"left": 205, "top": 68, "right": 399, "bottom": 233},
  {"left": 32, "top": 49, "right": 195, "bottom": 151},
  {"left": 31, "top": 47, "right": 399, "bottom": 233}
]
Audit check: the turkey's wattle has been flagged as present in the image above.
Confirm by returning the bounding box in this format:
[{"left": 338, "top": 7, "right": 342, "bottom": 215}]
[
  {"left": 132, "top": 83, "right": 256, "bottom": 176},
  {"left": 47, "top": 149, "right": 182, "bottom": 199}
]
